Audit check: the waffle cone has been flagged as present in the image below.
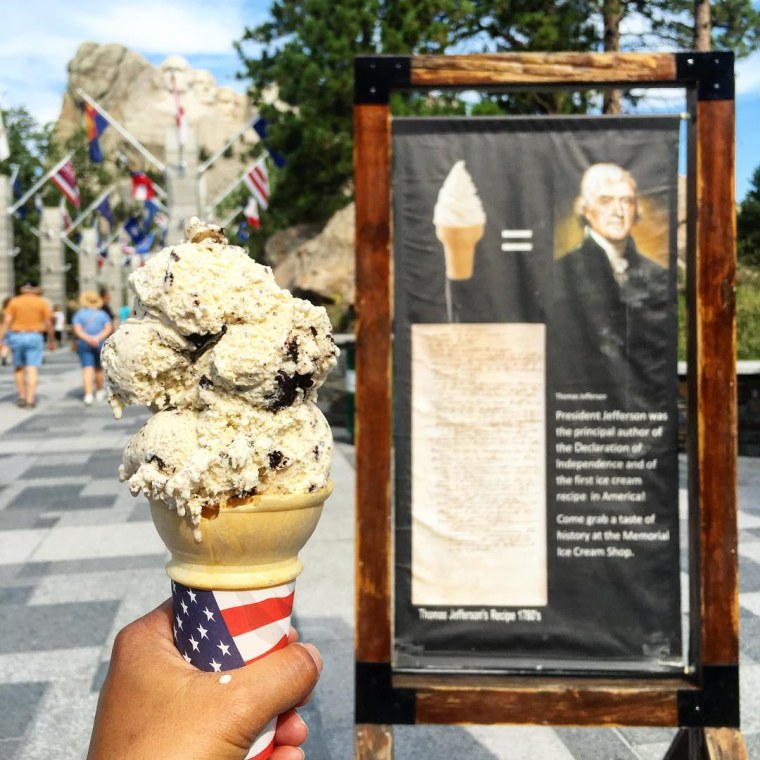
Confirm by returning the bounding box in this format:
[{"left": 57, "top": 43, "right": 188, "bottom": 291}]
[{"left": 150, "top": 483, "right": 332, "bottom": 590}]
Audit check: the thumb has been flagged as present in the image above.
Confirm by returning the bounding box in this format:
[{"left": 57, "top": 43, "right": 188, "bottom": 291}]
[{"left": 211, "top": 642, "right": 322, "bottom": 748}]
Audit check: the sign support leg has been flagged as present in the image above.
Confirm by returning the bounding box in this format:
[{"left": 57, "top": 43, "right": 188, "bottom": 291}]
[{"left": 355, "top": 723, "right": 393, "bottom": 759}]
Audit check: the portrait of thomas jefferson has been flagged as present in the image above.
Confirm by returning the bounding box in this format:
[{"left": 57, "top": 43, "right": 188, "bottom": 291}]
[{"left": 551, "top": 163, "right": 672, "bottom": 403}]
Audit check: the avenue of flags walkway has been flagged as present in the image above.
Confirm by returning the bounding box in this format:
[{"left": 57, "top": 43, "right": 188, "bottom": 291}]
[{"left": 0, "top": 350, "right": 758, "bottom": 759}]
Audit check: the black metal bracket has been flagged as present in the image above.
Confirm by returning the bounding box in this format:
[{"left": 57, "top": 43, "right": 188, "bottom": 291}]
[
  {"left": 354, "top": 56, "right": 412, "bottom": 104},
  {"left": 675, "top": 51, "right": 734, "bottom": 101},
  {"left": 677, "top": 664, "right": 740, "bottom": 727},
  {"left": 355, "top": 661, "right": 416, "bottom": 724}
]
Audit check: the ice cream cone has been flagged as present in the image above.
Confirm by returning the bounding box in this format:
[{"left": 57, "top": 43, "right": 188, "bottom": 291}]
[
  {"left": 435, "top": 224, "right": 485, "bottom": 280},
  {"left": 157, "top": 484, "right": 332, "bottom": 760},
  {"left": 150, "top": 483, "right": 333, "bottom": 590}
]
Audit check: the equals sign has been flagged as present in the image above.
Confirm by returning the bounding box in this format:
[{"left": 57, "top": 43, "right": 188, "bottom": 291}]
[{"left": 501, "top": 229, "right": 534, "bottom": 252}]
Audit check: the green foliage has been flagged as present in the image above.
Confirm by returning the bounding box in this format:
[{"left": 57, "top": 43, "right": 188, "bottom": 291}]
[
  {"left": 736, "top": 266, "right": 760, "bottom": 359},
  {"left": 1, "top": 107, "right": 52, "bottom": 291},
  {"left": 738, "top": 166, "right": 760, "bottom": 268},
  {"left": 236, "top": 0, "right": 760, "bottom": 233},
  {"left": 678, "top": 264, "right": 760, "bottom": 361},
  {"left": 236, "top": 0, "right": 381, "bottom": 228},
  {"left": 645, "top": 0, "right": 760, "bottom": 55}
]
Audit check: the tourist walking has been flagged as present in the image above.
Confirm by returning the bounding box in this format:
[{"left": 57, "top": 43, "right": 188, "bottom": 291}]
[
  {"left": 0, "top": 281, "right": 56, "bottom": 408},
  {"left": 72, "top": 290, "right": 113, "bottom": 405},
  {"left": 52, "top": 304, "right": 66, "bottom": 347}
]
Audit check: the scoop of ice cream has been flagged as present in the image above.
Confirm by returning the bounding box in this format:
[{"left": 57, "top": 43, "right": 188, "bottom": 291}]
[
  {"left": 432, "top": 160, "right": 487, "bottom": 227},
  {"left": 129, "top": 226, "right": 286, "bottom": 337},
  {"left": 206, "top": 299, "right": 337, "bottom": 410},
  {"left": 121, "top": 400, "right": 332, "bottom": 528},
  {"left": 102, "top": 318, "right": 207, "bottom": 419},
  {"left": 120, "top": 409, "right": 200, "bottom": 515}
]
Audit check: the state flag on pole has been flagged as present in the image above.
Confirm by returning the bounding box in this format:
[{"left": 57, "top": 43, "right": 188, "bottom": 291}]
[
  {"left": 51, "top": 160, "right": 80, "bottom": 207},
  {"left": 130, "top": 171, "right": 155, "bottom": 202},
  {"left": 251, "top": 116, "right": 286, "bottom": 168},
  {"left": 84, "top": 103, "right": 109, "bottom": 163},
  {"left": 171, "top": 74, "right": 188, "bottom": 147},
  {"left": 244, "top": 197, "right": 260, "bottom": 229},
  {"left": 0, "top": 111, "right": 10, "bottom": 162},
  {"left": 243, "top": 158, "right": 269, "bottom": 209},
  {"left": 96, "top": 195, "right": 114, "bottom": 228}
]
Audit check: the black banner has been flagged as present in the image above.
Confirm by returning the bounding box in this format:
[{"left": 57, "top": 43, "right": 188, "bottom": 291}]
[{"left": 392, "top": 116, "right": 682, "bottom": 673}]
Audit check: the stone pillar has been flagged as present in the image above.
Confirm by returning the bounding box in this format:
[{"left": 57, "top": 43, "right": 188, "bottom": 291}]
[
  {"left": 101, "top": 244, "right": 125, "bottom": 321},
  {"left": 39, "top": 207, "right": 66, "bottom": 309},
  {"left": 165, "top": 126, "right": 199, "bottom": 240},
  {"left": 0, "top": 177, "right": 15, "bottom": 298},
  {"left": 78, "top": 227, "right": 98, "bottom": 295}
]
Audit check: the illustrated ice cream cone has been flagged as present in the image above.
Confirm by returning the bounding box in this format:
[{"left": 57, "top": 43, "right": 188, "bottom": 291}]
[
  {"left": 154, "top": 484, "right": 332, "bottom": 760},
  {"left": 435, "top": 223, "right": 485, "bottom": 280},
  {"left": 433, "top": 160, "right": 487, "bottom": 283}
]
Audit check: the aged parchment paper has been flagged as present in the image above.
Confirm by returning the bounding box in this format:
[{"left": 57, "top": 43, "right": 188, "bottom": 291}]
[{"left": 411, "top": 323, "right": 548, "bottom": 606}]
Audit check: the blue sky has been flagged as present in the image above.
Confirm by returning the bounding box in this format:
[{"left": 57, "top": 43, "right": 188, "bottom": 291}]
[{"left": 0, "top": 0, "right": 758, "bottom": 200}]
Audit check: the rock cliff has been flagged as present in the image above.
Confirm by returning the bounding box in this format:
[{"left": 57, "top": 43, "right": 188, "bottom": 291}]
[
  {"left": 55, "top": 42, "right": 356, "bottom": 320},
  {"left": 55, "top": 43, "right": 257, "bottom": 202}
]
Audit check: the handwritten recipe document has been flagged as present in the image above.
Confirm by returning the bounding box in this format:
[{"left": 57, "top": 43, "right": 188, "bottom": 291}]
[{"left": 411, "top": 324, "right": 548, "bottom": 607}]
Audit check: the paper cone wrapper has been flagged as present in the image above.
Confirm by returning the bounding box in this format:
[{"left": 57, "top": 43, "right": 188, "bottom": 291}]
[
  {"left": 172, "top": 579, "right": 294, "bottom": 760},
  {"left": 435, "top": 224, "right": 485, "bottom": 280},
  {"left": 157, "top": 484, "right": 332, "bottom": 760}
]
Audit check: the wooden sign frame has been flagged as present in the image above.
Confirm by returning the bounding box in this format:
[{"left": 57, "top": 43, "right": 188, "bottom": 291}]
[{"left": 353, "top": 52, "right": 743, "bottom": 759}]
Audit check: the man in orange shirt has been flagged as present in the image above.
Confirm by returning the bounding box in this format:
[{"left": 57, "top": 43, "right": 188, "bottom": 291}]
[{"left": 0, "top": 281, "right": 56, "bottom": 408}]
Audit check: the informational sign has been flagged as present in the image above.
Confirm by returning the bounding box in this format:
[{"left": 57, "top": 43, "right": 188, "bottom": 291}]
[{"left": 392, "top": 116, "right": 682, "bottom": 672}]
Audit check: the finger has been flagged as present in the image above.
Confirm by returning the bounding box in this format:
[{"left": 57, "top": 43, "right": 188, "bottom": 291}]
[
  {"left": 287, "top": 626, "right": 299, "bottom": 644},
  {"left": 217, "top": 642, "right": 321, "bottom": 734},
  {"left": 273, "top": 710, "right": 308, "bottom": 747},
  {"left": 270, "top": 747, "right": 305, "bottom": 760}
]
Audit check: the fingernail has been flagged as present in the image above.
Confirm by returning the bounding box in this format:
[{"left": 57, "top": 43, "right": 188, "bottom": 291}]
[{"left": 298, "top": 642, "right": 323, "bottom": 673}]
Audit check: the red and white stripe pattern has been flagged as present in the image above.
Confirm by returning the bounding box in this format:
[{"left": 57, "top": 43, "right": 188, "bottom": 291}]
[
  {"left": 244, "top": 197, "right": 261, "bottom": 229},
  {"left": 172, "top": 579, "right": 296, "bottom": 760},
  {"left": 243, "top": 158, "right": 270, "bottom": 209},
  {"left": 51, "top": 160, "right": 80, "bottom": 208}
]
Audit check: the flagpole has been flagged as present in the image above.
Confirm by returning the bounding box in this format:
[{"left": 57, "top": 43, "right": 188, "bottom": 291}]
[
  {"left": 220, "top": 205, "right": 243, "bottom": 228},
  {"left": 65, "top": 186, "right": 115, "bottom": 236},
  {"left": 197, "top": 114, "right": 261, "bottom": 176},
  {"left": 61, "top": 235, "right": 84, "bottom": 257},
  {"left": 8, "top": 153, "right": 73, "bottom": 214},
  {"left": 76, "top": 89, "right": 166, "bottom": 173},
  {"left": 212, "top": 158, "right": 265, "bottom": 210},
  {"left": 169, "top": 73, "right": 185, "bottom": 171}
]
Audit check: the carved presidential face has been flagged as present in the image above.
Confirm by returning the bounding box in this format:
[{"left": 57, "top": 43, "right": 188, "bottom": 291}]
[{"left": 582, "top": 173, "right": 638, "bottom": 243}]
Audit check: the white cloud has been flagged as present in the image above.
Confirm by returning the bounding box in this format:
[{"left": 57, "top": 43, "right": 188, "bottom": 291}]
[
  {"left": 72, "top": 1, "right": 245, "bottom": 56},
  {"left": 0, "top": 0, "right": 262, "bottom": 124}
]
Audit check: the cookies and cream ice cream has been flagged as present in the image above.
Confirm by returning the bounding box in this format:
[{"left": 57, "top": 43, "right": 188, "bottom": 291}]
[
  {"left": 104, "top": 218, "right": 338, "bottom": 539},
  {"left": 433, "top": 160, "right": 486, "bottom": 280}
]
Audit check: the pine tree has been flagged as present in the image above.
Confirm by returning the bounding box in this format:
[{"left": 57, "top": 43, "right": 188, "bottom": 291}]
[
  {"left": 236, "top": 0, "right": 381, "bottom": 229},
  {"left": 236, "top": 0, "right": 760, "bottom": 230}
]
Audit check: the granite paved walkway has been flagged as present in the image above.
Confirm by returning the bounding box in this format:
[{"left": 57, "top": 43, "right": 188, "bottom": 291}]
[{"left": 0, "top": 350, "right": 757, "bottom": 759}]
